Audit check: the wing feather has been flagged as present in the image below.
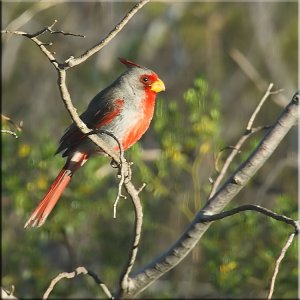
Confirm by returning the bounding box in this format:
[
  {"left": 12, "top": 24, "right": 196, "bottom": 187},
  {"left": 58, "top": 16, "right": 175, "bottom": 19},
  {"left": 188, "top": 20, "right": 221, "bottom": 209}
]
[{"left": 56, "top": 97, "right": 124, "bottom": 157}]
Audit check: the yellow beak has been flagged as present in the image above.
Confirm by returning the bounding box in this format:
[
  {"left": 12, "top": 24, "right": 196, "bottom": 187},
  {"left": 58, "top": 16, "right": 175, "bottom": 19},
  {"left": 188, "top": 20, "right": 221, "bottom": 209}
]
[{"left": 151, "top": 78, "right": 165, "bottom": 93}]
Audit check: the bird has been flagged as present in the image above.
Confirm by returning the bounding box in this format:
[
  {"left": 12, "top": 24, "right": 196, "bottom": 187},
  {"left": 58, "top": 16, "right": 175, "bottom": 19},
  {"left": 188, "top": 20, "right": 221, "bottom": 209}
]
[{"left": 24, "top": 58, "right": 165, "bottom": 228}]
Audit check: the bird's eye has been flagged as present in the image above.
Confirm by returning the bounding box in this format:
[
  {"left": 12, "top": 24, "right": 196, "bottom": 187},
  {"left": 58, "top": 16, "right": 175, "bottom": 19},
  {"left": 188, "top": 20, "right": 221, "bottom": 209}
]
[{"left": 140, "top": 75, "right": 153, "bottom": 86}]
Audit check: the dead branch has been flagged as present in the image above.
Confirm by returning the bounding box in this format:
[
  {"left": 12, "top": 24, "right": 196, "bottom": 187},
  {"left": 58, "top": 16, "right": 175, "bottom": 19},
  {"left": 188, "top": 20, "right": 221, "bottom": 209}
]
[
  {"left": 117, "top": 181, "right": 144, "bottom": 298},
  {"left": 1, "top": 286, "right": 17, "bottom": 299},
  {"left": 208, "top": 83, "right": 282, "bottom": 199},
  {"left": 1, "top": 114, "right": 23, "bottom": 138},
  {"left": 43, "top": 267, "right": 113, "bottom": 299},
  {"left": 1, "top": 129, "right": 18, "bottom": 138},
  {"left": 200, "top": 204, "right": 299, "bottom": 233},
  {"left": 267, "top": 232, "right": 297, "bottom": 299}
]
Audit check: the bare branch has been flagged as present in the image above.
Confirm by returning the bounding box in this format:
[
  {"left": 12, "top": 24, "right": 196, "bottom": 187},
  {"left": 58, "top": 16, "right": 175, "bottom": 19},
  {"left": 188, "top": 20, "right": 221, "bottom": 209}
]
[
  {"left": 208, "top": 83, "right": 280, "bottom": 199},
  {"left": 200, "top": 204, "right": 299, "bottom": 233},
  {"left": 1, "top": 286, "right": 17, "bottom": 299},
  {"left": 117, "top": 181, "right": 144, "bottom": 298},
  {"left": 43, "top": 267, "right": 113, "bottom": 299},
  {"left": 246, "top": 84, "right": 283, "bottom": 131},
  {"left": 123, "top": 92, "right": 298, "bottom": 297},
  {"left": 64, "top": 0, "right": 150, "bottom": 68},
  {"left": 1, "top": 129, "right": 18, "bottom": 138},
  {"left": 267, "top": 232, "right": 297, "bottom": 299},
  {"left": 87, "top": 128, "right": 130, "bottom": 218},
  {"left": 1, "top": 114, "right": 23, "bottom": 132},
  {"left": 47, "top": 20, "right": 85, "bottom": 37}
]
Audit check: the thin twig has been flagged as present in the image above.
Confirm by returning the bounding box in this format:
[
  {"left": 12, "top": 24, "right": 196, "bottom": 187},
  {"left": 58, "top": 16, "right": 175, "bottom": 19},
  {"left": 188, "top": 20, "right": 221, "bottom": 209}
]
[
  {"left": 1, "top": 129, "right": 18, "bottom": 138},
  {"left": 246, "top": 84, "right": 283, "bottom": 131},
  {"left": 43, "top": 267, "right": 113, "bottom": 299},
  {"left": 214, "top": 146, "right": 241, "bottom": 173},
  {"left": 208, "top": 83, "right": 280, "bottom": 199},
  {"left": 2, "top": 20, "right": 84, "bottom": 39},
  {"left": 88, "top": 128, "right": 130, "bottom": 218},
  {"left": 267, "top": 232, "right": 297, "bottom": 299},
  {"left": 200, "top": 204, "right": 299, "bottom": 232},
  {"left": 1, "top": 287, "right": 17, "bottom": 299},
  {"left": 1, "top": 114, "right": 23, "bottom": 132},
  {"left": 99, "top": 131, "right": 128, "bottom": 219},
  {"left": 47, "top": 20, "right": 85, "bottom": 37},
  {"left": 65, "top": 0, "right": 150, "bottom": 68}
]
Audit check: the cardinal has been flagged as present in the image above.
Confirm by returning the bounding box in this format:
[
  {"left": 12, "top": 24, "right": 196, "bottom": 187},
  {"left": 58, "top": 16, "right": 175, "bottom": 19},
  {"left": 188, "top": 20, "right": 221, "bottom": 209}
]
[{"left": 24, "top": 58, "right": 165, "bottom": 228}]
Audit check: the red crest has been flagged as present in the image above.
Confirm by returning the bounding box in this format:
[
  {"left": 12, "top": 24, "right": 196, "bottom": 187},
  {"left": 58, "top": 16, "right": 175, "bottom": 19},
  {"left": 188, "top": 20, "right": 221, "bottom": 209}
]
[{"left": 118, "top": 57, "right": 144, "bottom": 69}]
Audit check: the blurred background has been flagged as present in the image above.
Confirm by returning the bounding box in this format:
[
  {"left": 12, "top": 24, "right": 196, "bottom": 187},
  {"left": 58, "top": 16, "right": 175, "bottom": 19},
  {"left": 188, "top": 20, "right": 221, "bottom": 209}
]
[{"left": 2, "top": 1, "right": 298, "bottom": 298}]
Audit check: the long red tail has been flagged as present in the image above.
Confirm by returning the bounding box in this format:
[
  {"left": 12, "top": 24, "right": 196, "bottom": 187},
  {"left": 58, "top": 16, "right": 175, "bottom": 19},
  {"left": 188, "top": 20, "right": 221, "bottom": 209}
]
[
  {"left": 24, "top": 152, "right": 88, "bottom": 228},
  {"left": 24, "top": 168, "right": 72, "bottom": 228}
]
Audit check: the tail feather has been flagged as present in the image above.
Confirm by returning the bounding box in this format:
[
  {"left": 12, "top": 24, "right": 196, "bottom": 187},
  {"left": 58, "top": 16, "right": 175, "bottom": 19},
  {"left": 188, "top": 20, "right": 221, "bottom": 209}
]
[{"left": 24, "top": 168, "right": 72, "bottom": 228}]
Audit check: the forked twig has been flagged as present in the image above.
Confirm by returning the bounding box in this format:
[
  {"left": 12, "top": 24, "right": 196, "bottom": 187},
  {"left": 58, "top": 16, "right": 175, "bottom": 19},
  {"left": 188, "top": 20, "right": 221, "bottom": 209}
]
[
  {"left": 208, "top": 83, "right": 282, "bottom": 198},
  {"left": 43, "top": 267, "right": 113, "bottom": 299},
  {"left": 87, "top": 129, "right": 129, "bottom": 218}
]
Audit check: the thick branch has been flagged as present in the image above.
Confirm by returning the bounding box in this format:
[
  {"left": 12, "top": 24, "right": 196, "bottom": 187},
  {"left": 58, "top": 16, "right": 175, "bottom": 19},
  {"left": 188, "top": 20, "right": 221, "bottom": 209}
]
[{"left": 125, "top": 92, "right": 298, "bottom": 297}]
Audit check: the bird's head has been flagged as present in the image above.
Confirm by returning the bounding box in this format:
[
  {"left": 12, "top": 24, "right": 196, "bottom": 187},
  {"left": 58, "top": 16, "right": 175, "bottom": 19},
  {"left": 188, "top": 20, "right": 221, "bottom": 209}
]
[{"left": 119, "top": 57, "right": 165, "bottom": 94}]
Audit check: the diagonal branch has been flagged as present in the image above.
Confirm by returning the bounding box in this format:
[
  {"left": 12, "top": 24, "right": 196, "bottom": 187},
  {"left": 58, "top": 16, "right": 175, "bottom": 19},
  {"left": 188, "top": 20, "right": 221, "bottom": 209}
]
[
  {"left": 124, "top": 92, "right": 298, "bottom": 297},
  {"left": 267, "top": 232, "right": 297, "bottom": 299},
  {"left": 209, "top": 83, "right": 283, "bottom": 198},
  {"left": 64, "top": 0, "right": 150, "bottom": 68}
]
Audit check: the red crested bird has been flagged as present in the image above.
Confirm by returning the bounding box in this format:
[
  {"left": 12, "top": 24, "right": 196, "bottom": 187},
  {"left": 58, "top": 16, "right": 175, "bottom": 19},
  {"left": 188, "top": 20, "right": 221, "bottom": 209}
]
[{"left": 24, "top": 58, "right": 165, "bottom": 228}]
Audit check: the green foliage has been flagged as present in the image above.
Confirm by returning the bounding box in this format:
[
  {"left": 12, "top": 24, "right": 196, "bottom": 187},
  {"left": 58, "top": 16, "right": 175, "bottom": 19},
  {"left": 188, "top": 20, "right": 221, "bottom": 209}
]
[{"left": 201, "top": 197, "right": 297, "bottom": 298}]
